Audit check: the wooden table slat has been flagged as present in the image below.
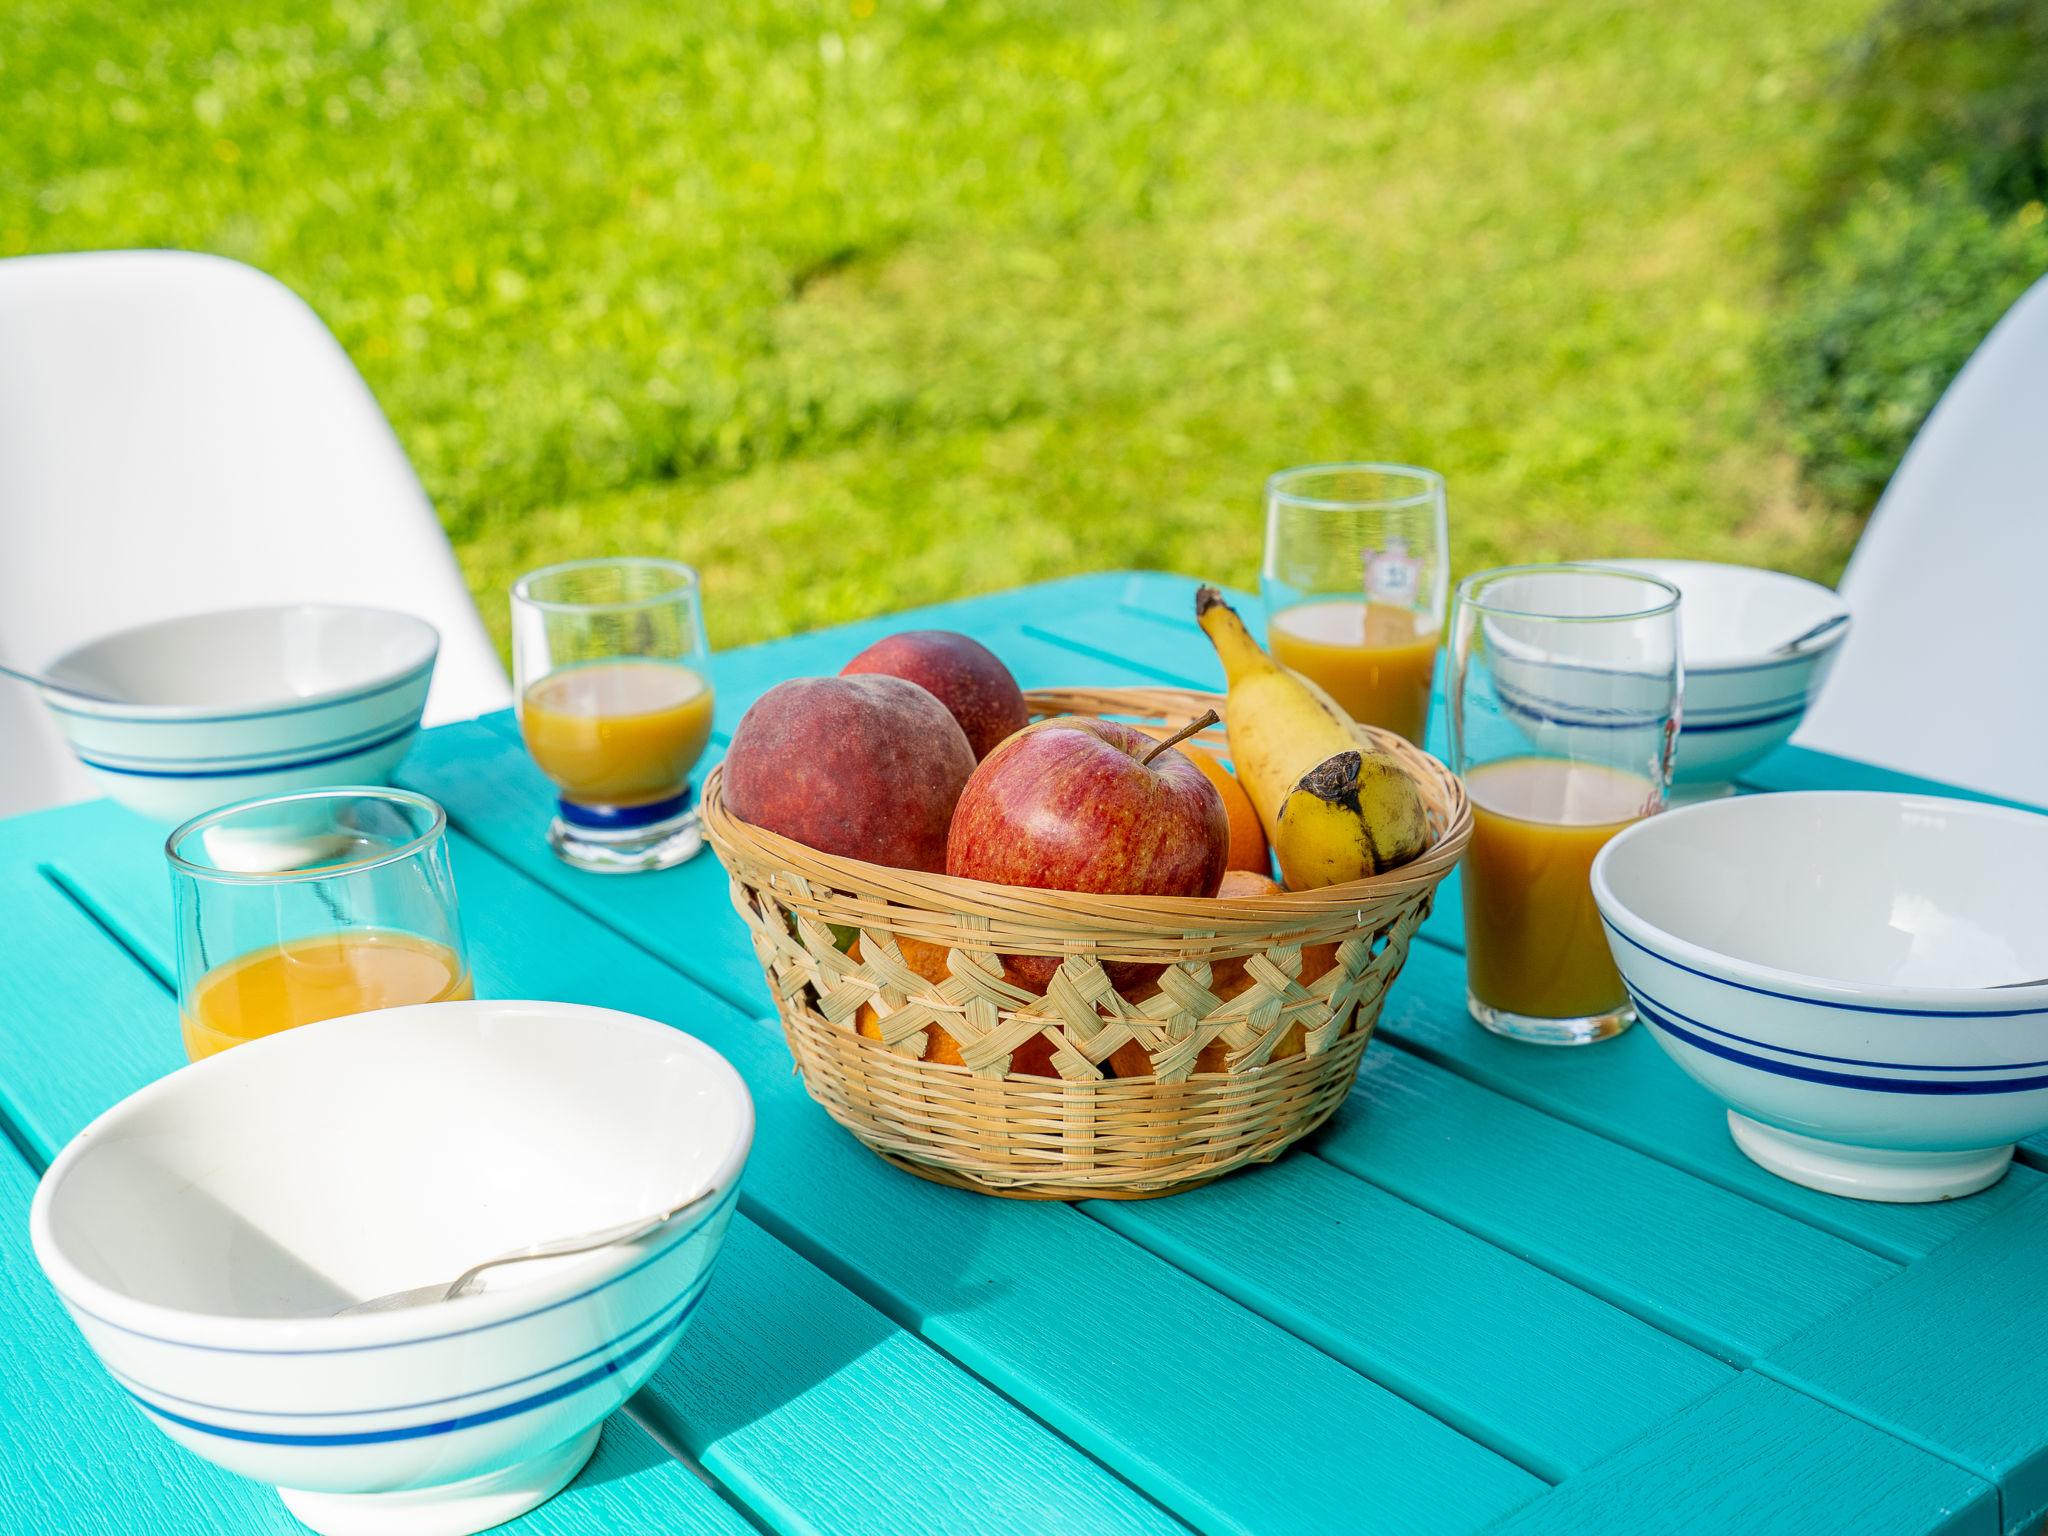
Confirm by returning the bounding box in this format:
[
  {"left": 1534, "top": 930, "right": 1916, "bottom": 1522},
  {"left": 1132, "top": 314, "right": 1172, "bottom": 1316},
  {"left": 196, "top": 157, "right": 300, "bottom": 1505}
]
[
  {"left": 1764, "top": 1185, "right": 2048, "bottom": 1536},
  {"left": 1484, "top": 1373, "right": 1997, "bottom": 1536},
  {"left": 1084, "top": 1155, "right": 1730, "bottom": 1481},
  {"left": 647, "top": 1218, "right": 1190, "bottom": 1536},
  {"left": 1315, "top": 1048, "right": 1896, "bottom": 1365}
]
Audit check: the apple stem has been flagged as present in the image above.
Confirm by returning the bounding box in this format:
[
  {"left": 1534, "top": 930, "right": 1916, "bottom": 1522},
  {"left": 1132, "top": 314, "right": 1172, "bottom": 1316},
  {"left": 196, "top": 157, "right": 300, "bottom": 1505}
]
[{"left": 1143, "top": 709, "right": 1222, "bottom": 765}]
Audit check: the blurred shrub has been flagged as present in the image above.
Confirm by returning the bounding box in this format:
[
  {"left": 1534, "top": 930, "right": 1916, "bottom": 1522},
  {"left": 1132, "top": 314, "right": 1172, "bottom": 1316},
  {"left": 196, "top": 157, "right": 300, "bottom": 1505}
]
[{"left": 1771, "top": 0, "right": 2048, "bottom": 511}]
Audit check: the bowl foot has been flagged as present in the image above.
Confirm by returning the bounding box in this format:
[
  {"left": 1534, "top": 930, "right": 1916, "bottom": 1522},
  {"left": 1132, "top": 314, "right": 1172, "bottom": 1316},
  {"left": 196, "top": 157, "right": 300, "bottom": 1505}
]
[
  {"left": 1727, "top": 1113, "right": 2014, "bottom": 1203},
  {"left": 277, "top": 1423, "right": 602, "bottom": 1536}
]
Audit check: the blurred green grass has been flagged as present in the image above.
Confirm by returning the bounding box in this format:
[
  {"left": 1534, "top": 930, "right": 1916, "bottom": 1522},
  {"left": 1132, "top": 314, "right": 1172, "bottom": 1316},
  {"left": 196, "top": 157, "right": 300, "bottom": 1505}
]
[{"left": 4, "top": 0, "right": 1880, "bottom": 655}]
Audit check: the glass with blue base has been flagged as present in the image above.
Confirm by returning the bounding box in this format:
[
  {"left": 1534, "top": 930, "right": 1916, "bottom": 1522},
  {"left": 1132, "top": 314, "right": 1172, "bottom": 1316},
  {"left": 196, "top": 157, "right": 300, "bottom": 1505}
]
[{"left": 511, "top": 557, "right": 716, "bottom": 874}]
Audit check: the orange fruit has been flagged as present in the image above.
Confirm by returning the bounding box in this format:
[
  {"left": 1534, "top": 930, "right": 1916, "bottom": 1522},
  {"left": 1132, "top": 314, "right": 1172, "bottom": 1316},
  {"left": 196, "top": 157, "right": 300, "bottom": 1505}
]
[
  {"left": 1134, "top": 725, "right": 1269, "bottom": 875},
  {"left": 852, "top": 934, "right": 1055, "bottom": 1076}
]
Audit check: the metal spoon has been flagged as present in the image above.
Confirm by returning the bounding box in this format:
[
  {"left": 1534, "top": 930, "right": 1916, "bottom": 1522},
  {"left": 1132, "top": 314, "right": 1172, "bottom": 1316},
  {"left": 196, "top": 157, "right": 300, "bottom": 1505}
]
[
  {"left": 0, "top": 658, "right": 126, "bottom": 705},
  {"left": 336, "top": 1185, "right": 722, "bottom": 1317},
  {"left": 1772, "top": 613, "right": 1849, "bottom": 656}
]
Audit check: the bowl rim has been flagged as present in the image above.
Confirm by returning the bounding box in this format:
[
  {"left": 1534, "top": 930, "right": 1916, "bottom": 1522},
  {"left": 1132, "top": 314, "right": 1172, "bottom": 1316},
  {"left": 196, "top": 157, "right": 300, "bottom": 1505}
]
[
  {"left": 28, "top": 999, "right": 754, "bottom": 1353},
  {"left": 1582, "top": 558, "right": 1851, "bottom": 676},
  {"left": 40, "top": 604, "right": 441, "bottom": 722},
  {"left": 164, "top": 785, "right": 449, "bottom": 885},
  {"left": 1591, "top": 790, "right": 2048, "bottom": 1014}
]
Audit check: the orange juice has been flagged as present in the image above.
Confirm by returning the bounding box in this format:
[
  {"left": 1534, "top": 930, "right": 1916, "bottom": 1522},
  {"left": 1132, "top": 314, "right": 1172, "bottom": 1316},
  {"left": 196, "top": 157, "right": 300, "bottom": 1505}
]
[
  {"left": 182, "top": 929, "right": 471, "bottom": 1060},
  {"left": 1268, "top": 600, "right": 1439, "bottom": 745},
  {"left": 1461, "top": 757, "right": 1652, "bottom": 1020},
  {"left": 520, "top": 660, "right": 714, "bottom": 807}
]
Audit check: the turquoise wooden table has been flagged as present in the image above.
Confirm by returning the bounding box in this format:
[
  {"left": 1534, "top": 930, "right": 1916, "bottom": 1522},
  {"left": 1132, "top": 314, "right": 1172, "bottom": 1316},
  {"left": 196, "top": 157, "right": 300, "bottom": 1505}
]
[{"left": 5, "top": 571, "right": 2047, "bottom": 1536}]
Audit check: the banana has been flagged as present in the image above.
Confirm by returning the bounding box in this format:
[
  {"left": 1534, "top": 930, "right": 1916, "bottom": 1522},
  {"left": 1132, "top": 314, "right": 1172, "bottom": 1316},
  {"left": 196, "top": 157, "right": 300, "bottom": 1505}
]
[
  {"left": 1273, "top": 750, "right": 1430, "bottom": 886},
  {"left": 1194, "top": 585, "right": 1429, "bottom": 887},
  {"left": 1194, "top": 586, "right": 1355, "bottom": 838}
]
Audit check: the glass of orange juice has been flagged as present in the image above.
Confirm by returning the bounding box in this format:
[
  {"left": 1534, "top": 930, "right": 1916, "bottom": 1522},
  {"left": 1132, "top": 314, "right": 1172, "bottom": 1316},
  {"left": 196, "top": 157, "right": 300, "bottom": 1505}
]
[
  {"left": 167, "top": 787, "right": 471, "bottom": 1061},
  {"left": 1262, "top": 463, "right": 1450, "bottom": 746},
  {"left": 511, "top": 557, "right": 715, "bottom": 873},
  {"left": 1448, "top": 564, "right": 1682, "bottom": 1046}
]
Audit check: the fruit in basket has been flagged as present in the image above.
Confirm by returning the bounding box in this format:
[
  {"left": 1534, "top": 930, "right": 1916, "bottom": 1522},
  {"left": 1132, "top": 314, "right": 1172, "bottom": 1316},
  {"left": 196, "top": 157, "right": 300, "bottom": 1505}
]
[
  {"left": 1194, "top": 586, "right": 1428, "bottom": 887},
  {"left": 851, "top": 934, "right": 1058, "bottom": 1076},
  {"left": 724, "top": 675, "right": 975, "bottom": 873},
  {"left": 947, "top": 714, "right": 1229, "bottom": 990},
  {"left": 1107, "top": 870, "right": 1335, "bottom": 1077},
  {"left": 1271, "top": 749, "right": 1431, "bottom": 890},
  {"left": 1133, "top": 722, "right": 1268, "bottom": 874},
  {"left": 841, "top": 630, "right": 1030, "bottom": 760}
]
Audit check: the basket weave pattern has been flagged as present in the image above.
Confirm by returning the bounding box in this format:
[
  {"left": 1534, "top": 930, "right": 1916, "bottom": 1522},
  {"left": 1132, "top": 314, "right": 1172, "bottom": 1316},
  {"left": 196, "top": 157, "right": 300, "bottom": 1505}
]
[{"left": 704, "top": 686, "right": 1471, "bottom": 1198}]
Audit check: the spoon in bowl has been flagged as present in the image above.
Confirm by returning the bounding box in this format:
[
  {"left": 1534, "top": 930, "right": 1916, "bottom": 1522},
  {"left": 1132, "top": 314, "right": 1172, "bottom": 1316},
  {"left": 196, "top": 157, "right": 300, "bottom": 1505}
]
[
  {"left": 336, "top": 1185, "right": 722, "bottom": 1317},
  {"left": 0, "top": 658, "right": 126, "bottom": 706},
  {"left": 1771, "top": 614, "right": 1850, "bottom": 656}
]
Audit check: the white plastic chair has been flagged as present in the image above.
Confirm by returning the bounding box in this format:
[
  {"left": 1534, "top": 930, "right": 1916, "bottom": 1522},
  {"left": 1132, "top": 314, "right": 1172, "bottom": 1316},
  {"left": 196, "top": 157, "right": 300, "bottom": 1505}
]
[
  {"left": 0, "top": 250, "right": 509, "bottom": 817},
  {"left": 1793, "top": 272, "right": 2048, "bottom": 805}
]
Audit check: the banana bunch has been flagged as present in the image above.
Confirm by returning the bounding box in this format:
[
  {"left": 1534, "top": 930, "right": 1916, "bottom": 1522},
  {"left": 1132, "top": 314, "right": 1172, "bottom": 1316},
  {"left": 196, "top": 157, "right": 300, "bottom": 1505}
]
[{"left": 1194, "top": 586, "right": 1429, "bottom": 888}]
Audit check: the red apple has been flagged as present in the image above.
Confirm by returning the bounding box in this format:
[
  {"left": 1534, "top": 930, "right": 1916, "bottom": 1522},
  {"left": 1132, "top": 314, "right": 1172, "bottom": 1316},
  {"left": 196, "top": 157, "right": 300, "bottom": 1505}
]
[
  {"left": 946, "top": 716, "right": 1228, "bottom": 989},
  {"left": 841, "top": 630, "right": 1029, "bottom": 760},
  {"left": 724, "top": 674, "right": 975, "bottom": 872}
]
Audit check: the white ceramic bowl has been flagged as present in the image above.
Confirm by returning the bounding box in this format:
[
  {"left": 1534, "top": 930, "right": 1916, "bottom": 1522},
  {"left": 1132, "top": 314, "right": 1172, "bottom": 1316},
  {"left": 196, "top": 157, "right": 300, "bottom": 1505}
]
[
  {"left": 1590, "top": 560, "right": 1849, "bottom": 790},
  {"left": 1592, "top": 792, "right": 2048, "bottom": 1202},
  {"left": 38, "top": 605, "right": 439, "bottom": 823},
  {"left": 31, "top": 1000, "right": 753, "bottom": 1536}
]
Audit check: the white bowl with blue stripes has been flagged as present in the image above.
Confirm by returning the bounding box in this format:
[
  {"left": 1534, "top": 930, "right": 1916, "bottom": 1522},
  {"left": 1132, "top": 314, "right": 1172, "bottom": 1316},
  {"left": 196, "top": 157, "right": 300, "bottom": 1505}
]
[
  {"left": 1589, "top": 560, "right": 1849, "bottom": 791},
  {"left": 38, "top": 605, "right": 440, "bottom": 824},
  {"left": 30, "top": 999, "right": 753, "bottom": 1536},
  {"left": 1593, "top": 791, "right": 2048, "bottom": 1203}
]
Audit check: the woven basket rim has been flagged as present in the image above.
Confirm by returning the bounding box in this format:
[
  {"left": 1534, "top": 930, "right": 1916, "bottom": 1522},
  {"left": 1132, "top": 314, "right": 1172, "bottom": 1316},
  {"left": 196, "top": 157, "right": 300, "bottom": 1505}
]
[{"left": 703, "top": 684, "right": 1471, "bottom": 930}]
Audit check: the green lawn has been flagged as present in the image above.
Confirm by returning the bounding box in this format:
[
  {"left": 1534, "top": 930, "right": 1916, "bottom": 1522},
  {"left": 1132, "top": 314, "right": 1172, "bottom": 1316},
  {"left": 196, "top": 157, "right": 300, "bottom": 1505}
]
[{"left": 5, "top": 0, "right": 1880, "bottom": 656}]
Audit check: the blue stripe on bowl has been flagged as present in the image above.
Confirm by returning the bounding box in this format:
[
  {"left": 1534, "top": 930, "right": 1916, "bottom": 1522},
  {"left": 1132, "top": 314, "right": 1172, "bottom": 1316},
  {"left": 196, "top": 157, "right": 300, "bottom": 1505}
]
[
  {"left": 1633, "top": 993, "right": 2048, "bottom": 1095},
  {"left": 43, "top": 659, "right": 435, "bottom": 725},
  {"left": 1491, "top": 678, "right": 1670, "bottom": 732},
  {"left": 1626, "top": 983, "right": 2048, "bottom": 1074},
  {"left": 75, "top": 719, "right": 422, "bottom": 780},
  {"left": 1599, "top": 917, "right": 2048, "bottom": 1019},
  {"left": 1681, "top": 690, "right": 1811, "bottom": 722},
  {"left": 1678, "top": 703, "right": 1808, "bottom": 736},
  {"left": 114, "top": 1273, "right": 711, "bottom": 1422},
  {"left": 75, "top": 715, "right": 424, "bottom": 772},
  {"left": 64, "top": 1191, "right": 731, "bottom": 1356},
  {"left": 130, "top": 1289, "right": 701, "bottom": 1447}
]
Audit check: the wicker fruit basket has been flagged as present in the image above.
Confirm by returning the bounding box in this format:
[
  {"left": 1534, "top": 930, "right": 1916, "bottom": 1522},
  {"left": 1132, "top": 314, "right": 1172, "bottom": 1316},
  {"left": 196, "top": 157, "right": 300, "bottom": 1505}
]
[{"left": 703, "top": 685, "right": 1470, "bottom": 1199}]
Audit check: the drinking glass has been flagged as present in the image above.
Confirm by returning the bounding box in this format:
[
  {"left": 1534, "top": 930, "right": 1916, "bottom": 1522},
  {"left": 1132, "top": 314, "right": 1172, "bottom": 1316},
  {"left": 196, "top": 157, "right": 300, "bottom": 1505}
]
[
  {"left": 1448, "top": 564, "right": 1682, "bottom": 1046},
  {"left": 1262, "top": 463, "right": 1450, "bottom": 746},
  {"left": 511, "top": 557, "right": 715, "bottom": 873},
  {"left": 168, "top": 787, "right": 470, "bottom": 1061}
]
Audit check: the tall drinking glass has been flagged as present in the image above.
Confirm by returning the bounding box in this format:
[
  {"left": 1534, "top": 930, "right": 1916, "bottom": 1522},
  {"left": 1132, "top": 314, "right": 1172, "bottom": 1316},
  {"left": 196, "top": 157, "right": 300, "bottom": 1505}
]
[
  {"left": 1448, "top": 565, "right": 1681, "bottom": 1046},
  {"left": 511, "top": 557, "right": 715, "bottom": 874},
  {"left": 168, "top": 787, "right": 470, "bottom": 1061},
  {"left": 1262, "top": 463, "right": 1450, "bottom": 746}
]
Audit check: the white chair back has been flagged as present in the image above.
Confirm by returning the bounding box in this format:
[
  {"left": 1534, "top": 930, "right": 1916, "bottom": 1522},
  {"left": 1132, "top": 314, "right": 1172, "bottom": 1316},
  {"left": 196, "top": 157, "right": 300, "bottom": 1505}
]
[
  {"left": 1794, "top": 273, "right": 2048, "bottom": 804},
  {"left": 0, "top": 250, "right": 508, "bottom": 817}
]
